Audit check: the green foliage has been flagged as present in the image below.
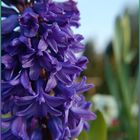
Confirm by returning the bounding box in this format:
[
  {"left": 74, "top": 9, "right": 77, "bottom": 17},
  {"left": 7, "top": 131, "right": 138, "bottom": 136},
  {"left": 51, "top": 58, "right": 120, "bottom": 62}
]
[
  {"left": 88, "top": 111, "right": 107, "bottom": 140},
  {"left": 104, "top": 9, "right": 138, "bottom": 140},
  {"left": 78, "top": 111, "right": 107, "bottom": 140},
  {"left": 78, "top": 130, "right": 88, "bottom": 140}
]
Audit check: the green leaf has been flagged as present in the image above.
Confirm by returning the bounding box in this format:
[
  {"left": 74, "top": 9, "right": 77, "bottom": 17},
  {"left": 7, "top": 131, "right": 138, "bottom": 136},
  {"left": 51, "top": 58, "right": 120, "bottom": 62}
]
[
  {"left": 104, "top": 56, "right": 120, "bottom": 101},
  {"left": 122, "top": 11, "right": 131, "bottom": 62},
  {"left": 113, "top": 16, "right": 123, "bottom": 63},
  {"left": 78, "top": 130, "right": 88, "bottom": 140},
  {"left": 88, "top": 111, "right": 107, "bottom": 140}
]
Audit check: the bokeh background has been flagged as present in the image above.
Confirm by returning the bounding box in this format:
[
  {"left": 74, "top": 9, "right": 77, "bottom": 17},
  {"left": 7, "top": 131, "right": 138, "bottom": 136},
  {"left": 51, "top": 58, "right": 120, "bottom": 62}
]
[{"left": 58, "top": 0, "right": 139, "bottom": 140}]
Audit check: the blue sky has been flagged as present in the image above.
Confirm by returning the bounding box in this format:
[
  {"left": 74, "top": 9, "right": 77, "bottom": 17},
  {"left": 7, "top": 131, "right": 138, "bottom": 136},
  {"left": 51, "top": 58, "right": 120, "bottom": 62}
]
[{"left": 56, "top": 0, "right": 138, "bottom": 53}]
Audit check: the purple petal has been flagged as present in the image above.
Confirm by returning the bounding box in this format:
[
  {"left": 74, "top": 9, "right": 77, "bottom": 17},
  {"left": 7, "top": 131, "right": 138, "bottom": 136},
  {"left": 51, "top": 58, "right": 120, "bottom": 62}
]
[
  {"left": 21, "top": 52, "right": 35, "bottom": 61},
  {"left": 2, "top": 121, "right": 11, "bottom": 133},
  {"left": 75, "top": 34, "right": 84, "bottom": 41},
  {"left": 38, "top": 39, "right": 47, "bottom": 51},
  {"left": 56, "top": 70, "right": 72, "bottom": 84},
  {"left": 75, "top": 76, "right": 94, "bottom": 94},
  {"left": 20, "top": 70, "right": 35, "bottom": 94},
  {"left": 11, "top": 117, "right": 29, "bottom": 140},
  {"left": 9, "top": 73, "right": 20, "bottom": 86},
  {"left": 22, "top": 58, "right": 34, "bottom": 68},
  {"left": 70, "top": 119, "right": 83, "bottom": 137},
  {"left": 19, "top": 10, "right": 39, "bottom": 37},
  {"left": 2, "top": 55, "right": 16, "bottom": 69},
  {"left": 2, "top": 87, "right": 13, "bottom": 99},
  {"left": 29, "top": 64, "right": 41, "bottom": 80},
  {"left": 48, "top": 117, "right": 62, "bottom": 140},
  {"left": 39, "top": 52, "right": 55, "bottom": 71},
  {"left": 45, "top": 75, "right": 57, "bottom": 92},
  {"left": 33, "top": 3, "right": 46, "bottom": 15},
  {"left": 64, "top": 127, "right": 71, "bottom": 138},
  {"left": 2, "top": 0, "right": 25, "bottom": 6},
  {"left": 76, "top": 83, "right": 93, "bottom": 94},
  {"left": 16, "top": 103, "right": 36, "bottom": 117},
  {"left": 56, "top": 83, "right": 75, "bottom": 98},
  {"left": 64, "top": 109, "right": 69, "bottom": 124},
  {"left": 70, "top": 43, "right": 84, "bottom": 53},
  {"left": 71, "top": 107, "right": 96, "bottom": 121},
  {"left": 76, "top": 56, "right": 88, "bottom": 70},
  {"left": 83, "top": 121, "right": 90, "bottom": 131},
  {"left": 65, "top": 50, "right": 77, "bottom": 62},
  {"left": 47, "top": 39, "right": 58, "bottom": 53},
  {"left": 52, "top": 23, "right": 68, "bottom": 42},
  {"left": 20, "top": 72, "right": 28, "bottom": 86},
  {"left": 2, "top": 6, "right": 18, "bottom": 17},
  {"left": 22, "top": 24, "right": 39, "bottom": 38},
  {"left": 2, "top": 15, "right": 18, "bottom": 34},
  {"left": 62, "top": 63, "right": 82, "bottom": 74},
  {"left": 31, "top": 128, "right": 42, "bottom": 140},
  {"left": 45, "top": 94, "right": 65, "bottom": 107},
  {"left": 15, "top": 95, "right": 37, "bottom": 106},
  {"left": 43, "top": 103, "right": 62, "bottom": 116},
  {"left": 3, "top": 69, "right": 14, "bottom": 81}
]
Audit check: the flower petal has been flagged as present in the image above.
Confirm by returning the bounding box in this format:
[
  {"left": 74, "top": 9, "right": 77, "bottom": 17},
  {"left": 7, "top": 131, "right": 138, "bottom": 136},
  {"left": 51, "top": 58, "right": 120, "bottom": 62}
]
[
  {"left": 15, "top": 95, "right": 37, "bottom": 106},
  {"left": 48, "top": 117, "right": 62, "bottom": 140},
  {"left": 56, "top": 70, "right": 72, "bottom": 84},
  {"left": 2, "top": 7, "right": 18, "bottom": 17},
  {"left": 45, "top": 75, "right": 57, "bottom": 92},
  {"left": 47, "top": 39, "right": 58, "bottom": 53},
  {"left": 43, "top": 103, "right": 62, "bottom": 116},
  {"left": 29, "top": 64, "right": 41, "bottom": 80},
  {"left": 20, "top": 70, "right": 35, "bottom": 94},
  {"left": 2, "top": 55, "right": 16, "bottom": 69},
  {"left": 38, "top": 39, "right": 47, "bottom": 52},
  {"left": 71, "top": 107, "right": 96, "bottom": 121},
  {"left": 2, "top": 15, "right": 18, "bottom": 35},
  {"left": 16, "top": 103, "right": 36, "bottom": 117},
  {"left": 45, "top": 94, "right": 65, "bottom": 107},
  {"left": 74, "top": 76, "right": 94, "bottom": 94},
  {"left": 70, "top": 119, "right": 83, "bottom": 137},
  {"left": 62, "top": 63, "right": 82, "bottom": 74},
  {"left": 76, "top": 56, "right": 88, "bottom": 70},
  {"left": 31, "top": 128, "right": 42, "bottom": 140},
  {"left": 11, "top": 117, "right": 29, "bottom": 140}
]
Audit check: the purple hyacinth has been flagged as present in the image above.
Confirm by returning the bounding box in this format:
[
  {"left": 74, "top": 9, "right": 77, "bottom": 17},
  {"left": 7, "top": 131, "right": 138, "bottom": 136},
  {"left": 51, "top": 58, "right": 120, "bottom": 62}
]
[{"left": 1, "top": 0, "right": 96, "bottom": 140}]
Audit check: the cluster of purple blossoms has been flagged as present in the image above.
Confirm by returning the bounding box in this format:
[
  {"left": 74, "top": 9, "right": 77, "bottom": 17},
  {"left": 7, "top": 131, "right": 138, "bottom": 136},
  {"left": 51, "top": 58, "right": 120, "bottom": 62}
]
[{"left": 1, "top": 0, "right": 96, "bottom": 140}]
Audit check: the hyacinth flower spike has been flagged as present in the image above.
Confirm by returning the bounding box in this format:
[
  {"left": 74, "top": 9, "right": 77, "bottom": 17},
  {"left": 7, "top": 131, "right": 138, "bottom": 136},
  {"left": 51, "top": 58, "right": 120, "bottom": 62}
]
[{"left": 2, "top": 0, "right": 96, "bottom": 140}]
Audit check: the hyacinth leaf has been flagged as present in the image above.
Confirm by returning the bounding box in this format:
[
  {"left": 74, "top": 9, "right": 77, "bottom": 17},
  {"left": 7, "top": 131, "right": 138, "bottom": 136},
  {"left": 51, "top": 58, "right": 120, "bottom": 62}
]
[
  {"left": 106, "top": 9, "right": 138, "bottom": 140},
  {"left": 125, "top": 50, "right": 137, "bottom": 64},
  {"left": 104, "top": 56, "right": 120, "bottom": 101},
  {"left": 113, "top": 16, "right": 131, "bottom": 110},
  {"left": 113, "top": 16, "right": 123, "bottom": 63},
  {"left": 121, "top": 11, "right": 131, "bottom": 63},
  {"left": 133, "top": 70, "right": 139, "bottom": 97},
  {"left": 78, "top": 130, "right": 88, "bottom": 140},
  {"left": 88, "top": 111, "right": 107, "bottom": 140}
]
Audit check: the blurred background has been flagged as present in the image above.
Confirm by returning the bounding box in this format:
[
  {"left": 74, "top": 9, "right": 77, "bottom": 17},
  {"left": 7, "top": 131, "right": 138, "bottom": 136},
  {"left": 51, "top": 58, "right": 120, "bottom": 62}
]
[{"left": 71, "top": 0, "right": 138, "bottom": 140}]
